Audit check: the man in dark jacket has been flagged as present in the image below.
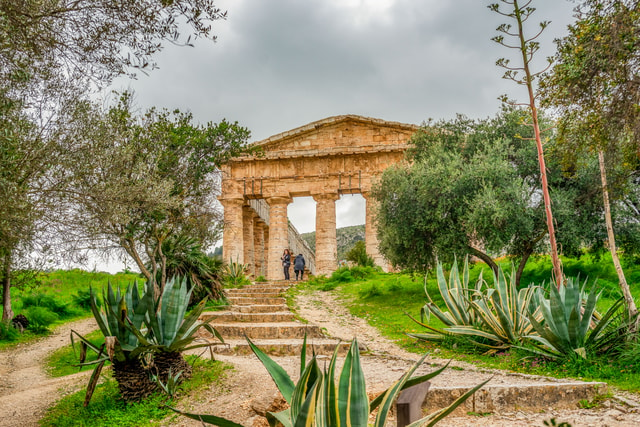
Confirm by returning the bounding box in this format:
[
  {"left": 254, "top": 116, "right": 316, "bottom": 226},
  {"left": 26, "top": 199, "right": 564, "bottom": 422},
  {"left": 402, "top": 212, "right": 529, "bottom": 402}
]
[{"left": 294, "top": 254, "right": 306, "bottom": 281}]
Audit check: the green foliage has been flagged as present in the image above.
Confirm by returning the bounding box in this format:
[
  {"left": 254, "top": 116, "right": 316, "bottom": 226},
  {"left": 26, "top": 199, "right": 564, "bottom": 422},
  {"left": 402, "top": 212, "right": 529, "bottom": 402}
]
[
  {"left": 345, "top": 240, "right": 374, "bottom": 267},
  {"left": 21, "top": 292, "right": 76, "bottom": 318},
  {"left": 410, "top": 259, "right": 541, "bottom": 353},
  {"left": 157, "top": 234, "right": 225, "bottom": 304},
  {"left": 525, "top": 278, "right": 626, "bottom": 360},
  {"left": 152, "top": 368, "right": 183, "bottom": 398},
  {"left": 319, "top": 262, "right": 640, "bottom": 392},
  {"left": 372, "top": 107, "right": 604, "bottom": 275},
  {"left": 24, "top": 306, "right": 58, "bottom": 332},
  {"left": 223, "top": 260, "right": 251, "bottom": 288},
  {"left": 0, "top": 320, "right": 19, "bottom": 341},
  {"left": 71, "top": 288, "right": 98, "bottom": 311},
  {"left": 175, "top": 337, "right": 488, "bottom": 427},
  {"left": 40, "top": 357, "right": 231, "bottom": 427},
  {"left": 47, "top": 330, "right": 106, "bottom": 377},
  {"left": 255, "top": 275, "right": 267, "bottom": 282}
]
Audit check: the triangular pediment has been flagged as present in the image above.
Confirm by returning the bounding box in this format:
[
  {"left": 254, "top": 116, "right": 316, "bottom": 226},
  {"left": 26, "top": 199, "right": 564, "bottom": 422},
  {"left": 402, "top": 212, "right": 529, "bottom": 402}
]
[{"left": 249, "top": 115, "right": 418, "bottom": 157}]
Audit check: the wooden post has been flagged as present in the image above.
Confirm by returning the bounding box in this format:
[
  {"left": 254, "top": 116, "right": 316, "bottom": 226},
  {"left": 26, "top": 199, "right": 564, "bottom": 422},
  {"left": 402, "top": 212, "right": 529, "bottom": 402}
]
[{"left": 397, "top": 381, "right": 430, "bottom": 427}]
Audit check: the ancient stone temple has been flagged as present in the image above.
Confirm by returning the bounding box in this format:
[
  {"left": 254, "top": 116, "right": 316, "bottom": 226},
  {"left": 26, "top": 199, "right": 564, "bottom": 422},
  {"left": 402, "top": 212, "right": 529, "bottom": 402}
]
[{"left": 218, "top": 115, "right": 418, "bottom": 280}]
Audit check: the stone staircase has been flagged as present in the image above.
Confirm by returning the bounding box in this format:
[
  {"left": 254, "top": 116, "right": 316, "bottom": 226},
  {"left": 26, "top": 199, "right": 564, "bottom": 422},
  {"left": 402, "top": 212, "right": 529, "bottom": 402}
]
[{"left": 199, "top": 282, "right": 349, "bottom": 356}]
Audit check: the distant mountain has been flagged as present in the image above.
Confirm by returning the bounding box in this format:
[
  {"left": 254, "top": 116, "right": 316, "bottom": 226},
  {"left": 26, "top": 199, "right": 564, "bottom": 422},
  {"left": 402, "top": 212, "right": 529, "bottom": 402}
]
[{"left": 300, "top": 224, "right": 365, "bottom": 261}]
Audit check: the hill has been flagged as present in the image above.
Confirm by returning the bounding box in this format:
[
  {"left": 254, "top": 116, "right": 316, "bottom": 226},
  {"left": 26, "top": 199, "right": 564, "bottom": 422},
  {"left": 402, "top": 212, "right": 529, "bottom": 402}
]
[{"left": 300, "top": 224, "right": 365, "bottom": 261}]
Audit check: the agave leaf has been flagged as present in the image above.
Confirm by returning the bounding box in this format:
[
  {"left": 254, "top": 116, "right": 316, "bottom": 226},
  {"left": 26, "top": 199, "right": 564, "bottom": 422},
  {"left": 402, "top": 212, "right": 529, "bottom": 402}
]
[
  {"left": 266, "top": 410, "right": 293, "bottom": 427},
  {"left": 247, "top": 336, "right": 295, "bottom": 403},
  {"left": 567, "top": 308, "right": 582, "bottom": 348},
  {"left": 338, "top": 339, "right": 368, "bottom": 427},
  {"left": 291, "top": 357, "right": 321, "bottom": 421},
  {"left": 413, "top": 377, "right": 492, "bottom": 427},
  {"left": 300, "top": 333, "right": 307, "bottom": 378},
  {"left": 293, "top": 380, "right": 319, "bottom": 427},
  {"left": 168, "top": 407, "right": 244, "bottom": 427},
  {"left": 370, "top": 360, "right": 451, "bottom": 411},
  {"left": 374, "top": 353, "right": 429, "bottom": 427},
  {"left": 586, "top": 297, "right": 623, "bottom": 348},
  {"left": 324, "top": 345, "right": 340, "bottom": 427}
]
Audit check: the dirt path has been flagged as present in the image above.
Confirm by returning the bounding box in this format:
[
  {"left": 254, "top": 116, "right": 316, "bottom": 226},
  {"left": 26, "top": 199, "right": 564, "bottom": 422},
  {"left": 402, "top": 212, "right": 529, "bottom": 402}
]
[{"left": 0, "top": 318, "right": 96, "bottom": 427}]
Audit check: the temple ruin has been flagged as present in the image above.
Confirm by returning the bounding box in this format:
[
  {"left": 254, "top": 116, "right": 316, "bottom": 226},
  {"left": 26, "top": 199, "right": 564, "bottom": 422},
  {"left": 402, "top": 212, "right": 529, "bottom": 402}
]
[{"left": 218, "top": 115, "right": 418, "bottom": 280}]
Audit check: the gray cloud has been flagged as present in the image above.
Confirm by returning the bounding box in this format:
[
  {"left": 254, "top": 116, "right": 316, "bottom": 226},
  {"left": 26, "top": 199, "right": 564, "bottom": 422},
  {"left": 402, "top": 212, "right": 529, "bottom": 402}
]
[{"left": 109, "top": 0, "right": 576, "bottom": 239}]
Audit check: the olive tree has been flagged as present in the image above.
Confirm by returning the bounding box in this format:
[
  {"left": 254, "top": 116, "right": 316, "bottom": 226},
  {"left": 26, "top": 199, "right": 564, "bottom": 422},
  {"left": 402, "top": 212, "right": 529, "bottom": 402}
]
[
  {"left": 372, "top": 108, "right": 604, "bottom": 286},
  {"left": 65, "top": 93, "right": 250, "bottom": 296}
]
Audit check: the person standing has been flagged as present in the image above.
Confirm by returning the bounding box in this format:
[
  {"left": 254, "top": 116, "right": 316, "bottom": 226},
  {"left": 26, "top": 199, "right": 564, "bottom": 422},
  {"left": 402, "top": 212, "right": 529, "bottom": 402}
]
[
  {"left": 294, "top": 253, "right": 306, "bottom": 281},
  {"left": 281, "top": 249, "right": 291, "bottom": 280}
]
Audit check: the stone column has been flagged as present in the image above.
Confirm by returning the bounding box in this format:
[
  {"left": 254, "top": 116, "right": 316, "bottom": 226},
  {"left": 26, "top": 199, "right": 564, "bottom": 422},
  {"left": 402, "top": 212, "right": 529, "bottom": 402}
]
[
  {"left": 219, "top": 197, "right": 245, "bottom": 264},
  {"left": 253, "top": 216, "right": 266, "bottom": 278},
  {"left": 242, "top": 204, "right": 255, "bottom": 277},
  {"left": 266, "top": 195, "right": 292, "bottom": 281},
  {"left": 363, "top": 192, "right": 388, "bottom": 271},
  {"left": 313, "top": 193, "right": 339, "bottom": 276},
  {"left": 263, "top": 225, "right": 270, "bottom": 274}
]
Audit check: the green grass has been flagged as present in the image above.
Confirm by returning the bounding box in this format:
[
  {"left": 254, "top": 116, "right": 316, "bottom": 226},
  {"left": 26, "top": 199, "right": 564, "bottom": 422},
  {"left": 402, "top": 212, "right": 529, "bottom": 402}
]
[
  {"left": 46, "top": 330, "right": 107, "bottom": 377},
  {"left": 0, "top": 270, "right": 141, "bottom": 348},
  {"left": 40, "top": 356, "right": 232, "bottom": 427},
  {"left": 298, "top": 256, "right": 640, "bottom": 393}
]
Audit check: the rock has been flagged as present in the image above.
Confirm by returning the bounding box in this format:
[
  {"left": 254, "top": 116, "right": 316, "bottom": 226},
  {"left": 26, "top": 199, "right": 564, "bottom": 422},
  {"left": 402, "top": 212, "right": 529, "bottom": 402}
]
[{"left": 250, "top": 392, "right": 288, "bottom": 417}]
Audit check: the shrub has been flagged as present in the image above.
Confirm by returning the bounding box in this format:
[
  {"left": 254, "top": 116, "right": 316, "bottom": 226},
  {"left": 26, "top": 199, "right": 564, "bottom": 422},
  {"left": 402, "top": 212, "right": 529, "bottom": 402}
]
[
  {"left": 22, "top": 292, "right": 76, "bottom": 318},
  {"left": 329, "top": 267, "right": 353, "bottom": 283},
  {"left": 0, "top": 320, "right": 19, "bottom": 341},
  {"left": 345, "top": 240, "right": 375, "bottom": 267},
  {"left": 25, "top": 306, "right": 59, "bottom": 333},
  {"left": 71, "top": 288, "right": 98, "bottom": 311}
]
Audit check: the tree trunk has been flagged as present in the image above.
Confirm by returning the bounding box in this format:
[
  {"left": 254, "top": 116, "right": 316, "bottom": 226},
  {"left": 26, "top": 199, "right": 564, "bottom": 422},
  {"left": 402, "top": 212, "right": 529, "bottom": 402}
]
[
  {"left": 514, "top": 0, "right": 564, "bottom": 289},
  {"left": 598, "top": 150, "right": 638, "bottom": 322},
  {"left": 466, "top": 245, "right": 499, "bottom": 277},
  {"left": 515, "top": 247, "right": 533, "bottom": 289},
  {"left": 2, "top": 252, "right": 14, "bottom": 322}
]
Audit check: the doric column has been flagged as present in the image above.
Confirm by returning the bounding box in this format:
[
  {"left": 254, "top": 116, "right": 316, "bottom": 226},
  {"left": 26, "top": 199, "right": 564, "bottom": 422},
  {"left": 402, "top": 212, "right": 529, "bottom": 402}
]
[
  {"left": 363, "top": 191, "right": 388, "bottom": 271},
  {"left": 313, "top": 193, "right": 339, "bottom": 276},
  {"left": 242, "top": 204, "right": 255, "bottom": 277},
  {"left": 219, "top": 197, "right": 245, "bottom": 264},
  {"left": 253, "top": 216, "right": 266, "bottom": 278},
  {"left": 263, "top": 225, "right": 270, "bottom": 274},
  {"left": 266, "top": 195, "right": 292, "bottom": 280}
]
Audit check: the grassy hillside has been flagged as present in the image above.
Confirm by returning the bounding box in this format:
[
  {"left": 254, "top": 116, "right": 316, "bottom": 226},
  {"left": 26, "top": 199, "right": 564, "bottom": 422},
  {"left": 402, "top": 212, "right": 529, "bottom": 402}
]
[{"left": 300, "top": 224, "right": 365, "bottom": 260}]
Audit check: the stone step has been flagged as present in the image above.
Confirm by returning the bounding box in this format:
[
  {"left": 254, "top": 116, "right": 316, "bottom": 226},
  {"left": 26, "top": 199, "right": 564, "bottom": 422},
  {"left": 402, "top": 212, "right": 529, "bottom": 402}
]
[
  {"left": 226, "top": 288, "right": 285, "bottom": 295},
  {"left": 207, "top": 338, "right": 355, "bottom": 356},
  {"left": 235, "top": 304, "right": 289, "bottom": 313},
  {"left": 201, "top": 312, "right": 296, "bottom": 323},
  {"left": 228, "top": 296, "right": 286, "bottom": 305},
  {"left": 226, "top": 292, "right": 285, "bottom": 299},
  {"left": 425, "top": 381, "right": 607, "bottom": 416},
  {"left": 208, "top": 322, "right": 324, "bottom": 339}
]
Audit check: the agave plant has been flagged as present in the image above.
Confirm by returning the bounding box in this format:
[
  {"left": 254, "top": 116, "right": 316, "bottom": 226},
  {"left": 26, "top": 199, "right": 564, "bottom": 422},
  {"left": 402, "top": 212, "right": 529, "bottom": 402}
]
[
  {"left": 73, "top": 276, "right": 223, "bottom": 403},
  {"left": 173, "top": 336, "right": 489, "bottom": 426},
  {"left": 465, "top": 264, "right": 541, "bottom": 352},
  {"left": 409, "top": 260, "right": 542, "bottom": 353},
  {"left": 224, "top": 258, "right": 249, "bottom": 287},
  {"left": 407, "top": 258, "right": 484, "bottom": 343},
  {"left": 131, "top": 276, "right": 223, "bottom": 383},
  {"left": 523, "top": 277, "right": 625, "bottom": 360},
  {"left": 72, "top": 280, "right": 157, "bottom": 402}
]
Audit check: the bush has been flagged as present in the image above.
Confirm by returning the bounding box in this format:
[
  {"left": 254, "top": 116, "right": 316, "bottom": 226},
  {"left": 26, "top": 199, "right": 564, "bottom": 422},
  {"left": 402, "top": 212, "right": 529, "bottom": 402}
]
[
  {"left": 22, "top": 292, "right": 76, "bottom": 318},
  {"left": 25, "top": 306, "right": 58, "bottom": 333},
  {"left": 329, "top": 267, "right": 353, "bottom": 283},
  {"left": 0, "top": 320, "right": 19, "bottom": 341},
  {"left": 345, "top": 240, "right": 375, "bottom": 267},
  {"left": 71, "top": 288, "right": 98, "bottom": 311}
]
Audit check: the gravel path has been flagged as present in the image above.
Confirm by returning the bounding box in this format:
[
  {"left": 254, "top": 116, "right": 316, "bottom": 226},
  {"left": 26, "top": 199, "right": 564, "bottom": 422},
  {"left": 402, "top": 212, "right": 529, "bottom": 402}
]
[{"left": 0, "top": 317, "right": 96, "bottom": 427}]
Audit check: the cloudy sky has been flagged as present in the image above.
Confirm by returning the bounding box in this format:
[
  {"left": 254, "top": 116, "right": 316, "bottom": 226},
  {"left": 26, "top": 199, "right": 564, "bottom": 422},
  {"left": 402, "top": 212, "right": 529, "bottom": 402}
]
[{"left": 103, "top": 0, "right": 577, "bottom": 270}]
